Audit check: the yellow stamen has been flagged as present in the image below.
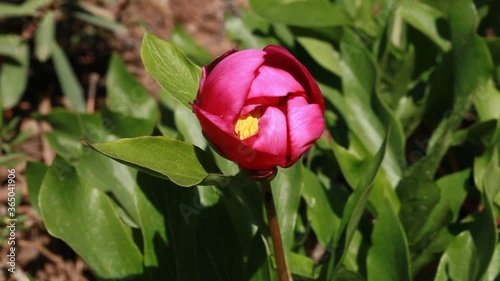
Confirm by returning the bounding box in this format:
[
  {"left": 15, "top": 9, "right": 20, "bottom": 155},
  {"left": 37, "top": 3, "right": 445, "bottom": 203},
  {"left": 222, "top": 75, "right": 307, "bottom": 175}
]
[{"left": 234, "top": 110, "right": 262, "bottom": 140}]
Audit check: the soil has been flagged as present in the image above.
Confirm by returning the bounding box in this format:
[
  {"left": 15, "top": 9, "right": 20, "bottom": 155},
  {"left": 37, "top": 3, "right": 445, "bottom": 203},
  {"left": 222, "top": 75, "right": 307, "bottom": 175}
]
[{"left": 0, "top": 0, "right": 247, "bottom": 280}]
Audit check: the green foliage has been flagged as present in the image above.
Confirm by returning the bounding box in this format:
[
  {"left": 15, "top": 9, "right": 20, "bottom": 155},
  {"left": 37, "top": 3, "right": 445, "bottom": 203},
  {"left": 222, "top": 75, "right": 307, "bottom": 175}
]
[
  {"left": 11, "top": 0, "right": 500, "bottom": 280},
  {"left": 141, "top": 32, "right": 202, "bottom": 109}
]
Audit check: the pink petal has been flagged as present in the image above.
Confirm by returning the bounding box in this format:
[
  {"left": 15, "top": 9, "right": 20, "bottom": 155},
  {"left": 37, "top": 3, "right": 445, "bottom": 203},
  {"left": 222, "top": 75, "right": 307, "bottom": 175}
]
[
  {"left": 286, "top": 95, "right": 325, "bottom": 164},
  {"left": 247, "top": 65, "right": 304, "bottom": 99},
  {"left": 263, "top": 45, "right": 325, "bottom": 111},
  {"left": 239, "top": 97, "right": 282, "bottom": 116},
  {"left": 195, "top": 49, "right": 236, "bottom": 107},
  {"left": 196, "top": 50, "right": 266, "bottom": 123},
  {"left": 204, "top": 49, "right": 237, "bottom": 75},
  {"left": 192, "top": 104, "right": 287, "bottom": 170},
  {"left": 245, "top": 106, "right": 288, "bottom": 157}
]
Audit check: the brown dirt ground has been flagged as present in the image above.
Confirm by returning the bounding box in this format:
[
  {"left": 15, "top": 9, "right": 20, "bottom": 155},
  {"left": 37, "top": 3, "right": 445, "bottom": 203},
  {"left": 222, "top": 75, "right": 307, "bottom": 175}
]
[{"left": 0, "top": 0, "right": 247, "bottom": 280}]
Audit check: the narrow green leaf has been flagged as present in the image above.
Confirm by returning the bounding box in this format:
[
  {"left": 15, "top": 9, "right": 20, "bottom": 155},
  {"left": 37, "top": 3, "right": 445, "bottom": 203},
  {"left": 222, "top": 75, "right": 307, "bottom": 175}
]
[
  {"left": 0, "top": 153, "right": 27, "bottom": 167},
  {"left": 297, "top": 37, "right": 342, "bottom": 76},
  {"left": 74, "top": 11, "right": 126, "bottom": 34},
  {"left": 82, "top": 136, "right": 224, "bottom": 187},
  {"left": 481, "top": 243, "right": 500, "bottom": 281},
  {"left": 0, "top": 41, "right": 29, "bottom": 109},
  {"left": 301, "top": 167, "right": 341, "bottom": 247},
  {"left": 51, "top": 41, "right": 86, "bottom": 112},
  {"left": 249, "top": 0, "right": 351, "bottom": 27},
  {"left": 141, "top": 32, "right": 201, "bottom": 109},
  {"left": 34, "top": 11, "right": 55, "bottom": 62},
  {"left": 483, "top": 147, "right": 500, "bottom": 199},
  {"left": 367, "top": 200, "right": 412, "bottom": 281},
  {"left": 0, "top": 2, "right": 37, "bottom": 17},
  {"left": 450, "top": 0, "right": 492, "bottom": 102},
  {"left": 39, "top": 156, "right": 143, "bottom": 279},
  {"left": 340, "top": 29, "right": 404, "bottom": 187},
  {"left": 400, "top": 1, "right": 451, "bottom": 51},
  {"left": 271, "top": 163, "right": 303, "bottom": 252},
  {"left": 0, "top": 35, "right": 22, "bottom": 58},
  {"left": 328, "top": 130, "right": 389, "bottom": 278}
]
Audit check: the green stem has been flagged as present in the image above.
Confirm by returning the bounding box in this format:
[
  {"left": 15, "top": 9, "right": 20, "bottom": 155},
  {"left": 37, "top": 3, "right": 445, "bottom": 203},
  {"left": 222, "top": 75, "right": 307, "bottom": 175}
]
[{"left": 261, "top": 180, "right": 292, "bottom": 281}]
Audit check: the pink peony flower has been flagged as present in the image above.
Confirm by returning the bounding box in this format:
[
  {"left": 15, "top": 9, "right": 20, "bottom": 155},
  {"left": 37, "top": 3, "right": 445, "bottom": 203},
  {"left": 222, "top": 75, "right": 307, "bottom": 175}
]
[{"left": 192, "top": 45, "right": 325, "bottom": 172}]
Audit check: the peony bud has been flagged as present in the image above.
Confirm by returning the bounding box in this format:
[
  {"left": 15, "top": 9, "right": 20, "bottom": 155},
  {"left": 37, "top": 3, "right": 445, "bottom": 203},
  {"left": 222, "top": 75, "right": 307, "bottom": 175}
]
[{"left": 192, "top": 45, "right": 325, "bottom": 172}]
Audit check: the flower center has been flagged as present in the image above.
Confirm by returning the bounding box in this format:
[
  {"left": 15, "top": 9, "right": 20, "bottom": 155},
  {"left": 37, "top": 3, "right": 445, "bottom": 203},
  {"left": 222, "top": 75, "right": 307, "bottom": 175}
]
[{"left": 234, "top": 109, "right": 262, "bottom": 140}]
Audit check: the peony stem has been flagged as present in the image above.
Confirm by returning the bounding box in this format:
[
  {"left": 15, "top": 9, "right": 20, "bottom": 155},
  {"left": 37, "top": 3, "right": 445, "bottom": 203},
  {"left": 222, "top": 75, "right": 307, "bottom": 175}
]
[{"left": 261, "top": 180, "right": 292, "bottom": 281}]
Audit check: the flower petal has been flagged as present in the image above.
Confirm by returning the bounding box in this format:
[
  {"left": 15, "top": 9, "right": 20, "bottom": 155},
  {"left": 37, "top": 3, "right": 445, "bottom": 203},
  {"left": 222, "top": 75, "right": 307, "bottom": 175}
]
[
  {"left": 245, "top": 106, "right": 288, "bottom": 157},
  {"left": 195, "top": 49, "right": 236, "bottom": 108},
  {"left": 192, "top": 104, "right": 286, "bottom": 170},
  {"left": 263, "top": 45, "right": 325, "bottom": 111},
  {"left": 248, "top": 65, "right": 304, "bottom": 99},
  {"left": 286, "top": 95, "right": 325, "bottom": 164},
  {"left": 197, "top": 49, "right": 266, "bottom": 123}
]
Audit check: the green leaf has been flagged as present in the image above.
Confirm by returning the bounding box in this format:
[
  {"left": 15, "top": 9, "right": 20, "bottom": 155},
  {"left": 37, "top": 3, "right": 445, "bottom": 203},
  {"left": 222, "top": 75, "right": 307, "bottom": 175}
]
[
  {"left": 481, "top": 243, "right": 500, "bottom": 281},
  {"left": 136, "top": 171, "right": 247, "bottom": 281},
  {"left": 0, "top": 153, "right": 27, "bottom": 167},
  {"left": 328, "top": 131, "right": 389, "bottom": 278},
  {"left": 449, "top": 0, "right": 492, "bottom": 102},
  {"left": 25, "top": 161, "right": 48, "bottom": 216},
  {"left": 174, "top": 105, "right": 207, "bottom": 149},
  {"left": 400, "top": 1, "right": 451, "bottom": 51},
  {"left": 249, "top": 0, "right": 351, "bottom": 27},
  {"left": 486, "top": 38, "right": 500, "bottom": 66},
  {"left": 271, "top": 163, "right": 303, "bottom": 252},
  {"left": 37, "top": 109, "right": 101, "bottom": 138},
  {"left": 0, "top": 2, "right": 37, "bottom": 17},
  {"left": 0, "top": 41, "right": 29, "bottom": 109},
  {"left": 171, "top": 25, "right": 212, "bottom": 66},
  {"left": 0, "top": 35, "right": 22, "bottom": 58},
  {"left": 39, "top": 156, "right": 143, "bottom": 279},
  {"left": 297, "top": 36, "right": 342, "bottom": 76},
  {"left": 301, "top": 167, "right": 341, "bottom": 247},
  {"left": 474, "top": 80, "right": 500, "bottom": 125},
  {"left": 103, "top": 53, "right": 158, "bottom": 138},
  {"left": 34, "top": 11, "right": 55, "bottom": 62},
  {"left": 141, "top": 32, "right": 201, "bottom": 109},
  {"left": 398, "top": 171, "right": 470, "bottom": 274},
  {"left": 51, "top": 41, "right": 86, "bottom": 113},
  {"left": 333, "top": 267, "right": 365, "bottom": 281},
  {"left": 288, "top": 253, "right": 320, "bottom": 279},
  {"left": 37, "top": 109, "right": 142, "bottom": 223},
  {"left": 436, "top": 169, "right": 470, "bottom": 222},
  {"left": 135, "top": 172, "right": 193, "bottom": 280},
  {"left": 74, "top": 11, "right": 126, "bottom": 34},
  {"left": 435, "top": 186, "right": 497, "bottom": 281},
  {"left": 225, "top": 13, "right": 278, "bottom": 50},
  {"left": 397, "top": 177, "right": 441, "bottom": 246},
  {"left": 439, "top": 231, "right": 476, "bottom": 281},
  {"left": 82, "top": 136, "right": 224, "bottom": 187},
  {"left": 339, "top": 29, "right": 404, "bottom": 187},
  {"left": 367, "top": 199, "right": 412, "bottom": 281},
  {"left": 76, "top": 149, "right": 140, "bottom": 224}
]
